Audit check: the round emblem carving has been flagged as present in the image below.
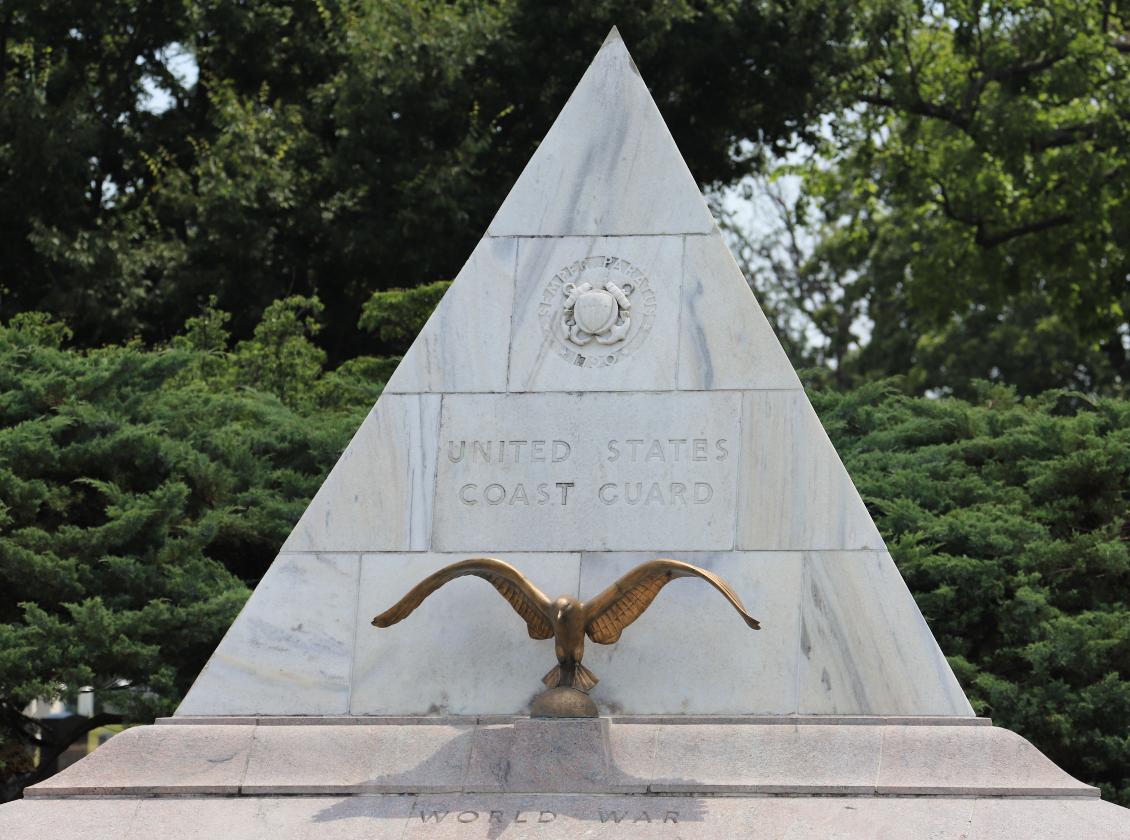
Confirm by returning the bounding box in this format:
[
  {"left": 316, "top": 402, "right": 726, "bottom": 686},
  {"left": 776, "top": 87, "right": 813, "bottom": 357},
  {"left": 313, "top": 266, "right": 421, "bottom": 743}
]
[{"left": 537, "top": 256, "right": 657, "bottom": 368}]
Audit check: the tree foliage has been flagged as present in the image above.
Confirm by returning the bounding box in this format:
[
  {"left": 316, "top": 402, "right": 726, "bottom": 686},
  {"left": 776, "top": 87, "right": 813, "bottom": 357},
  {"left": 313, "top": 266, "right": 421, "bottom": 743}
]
[
  {"left": 0, "top": 300, "right": 383, "bottom": 798},
  {"left": 358, "top": 280, "right": 450, "bottom": 346},
  {"left": 815, "top": 379, "right": 1130, "bottom": 803},
  {"left": 754, "top": 1, "right": 1130, "bottom": 396},
  {"left": 0, "top": 0, "right": 864, "bottom": 360}
]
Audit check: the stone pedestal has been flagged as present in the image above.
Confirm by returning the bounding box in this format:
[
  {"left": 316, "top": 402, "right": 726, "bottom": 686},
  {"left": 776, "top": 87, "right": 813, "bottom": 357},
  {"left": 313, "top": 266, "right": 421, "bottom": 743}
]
[{"left": 5, "top": 716, "right": 1128, "bottom": 838}]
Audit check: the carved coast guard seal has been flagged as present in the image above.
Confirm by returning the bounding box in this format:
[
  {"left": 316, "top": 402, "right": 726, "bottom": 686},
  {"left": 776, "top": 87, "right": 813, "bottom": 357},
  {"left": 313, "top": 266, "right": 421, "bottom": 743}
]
[{"left": 537, "top": 256, "right": 657, "bottom": 368}]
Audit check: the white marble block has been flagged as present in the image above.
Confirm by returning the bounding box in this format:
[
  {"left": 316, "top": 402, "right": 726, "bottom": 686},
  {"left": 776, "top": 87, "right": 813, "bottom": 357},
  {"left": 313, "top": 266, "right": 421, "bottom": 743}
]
[
  {"left": 579, "top": 552, "right": 802, "bottom": 715},
  {"left": 178, "top": 554, "right": 359, "bottom": 716},
  {"left": 796, "top": 552, "right": 972, "bottom": 715},
  {"left": 737, "top": 390, "right": 885, "bottom": 551},
  {"left": 506, "top": 236, "right": 684, "bottom": 393},
  {"left": 283, "top": 394, "right": 440, "bottom": 553},
  {"left": 486, "top": 31, "right": 714, "bottom": 237},
  {"left": 384, "top": 237, "right": 517, "bottom": 395},
  {"left": 432, "top": 391, "right": 742, "bottom": 553},
  {"left": 678, "top": 231, "right": 802, "bottom": 391}
]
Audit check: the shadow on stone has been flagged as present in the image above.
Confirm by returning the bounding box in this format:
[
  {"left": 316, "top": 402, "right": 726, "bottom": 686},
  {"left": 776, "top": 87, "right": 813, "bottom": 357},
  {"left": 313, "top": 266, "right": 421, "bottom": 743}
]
[{"left": 311, "top": 719, "right": 708, "bottom": 833}]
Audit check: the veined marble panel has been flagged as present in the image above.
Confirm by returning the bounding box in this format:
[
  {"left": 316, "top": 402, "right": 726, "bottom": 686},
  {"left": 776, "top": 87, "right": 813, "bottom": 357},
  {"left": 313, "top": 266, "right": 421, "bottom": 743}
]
[
  {"left": 677, "top": 232, "right": 802, "bottom": 391},
  {"left": 176, "top": 554, "right": 359, "bottom": 716},
  {"left": 282, "top": 394, "right": 441, "bottom": 552},
  {"left": 351, "top": 553, "right": 582, "bottom": 715},
  {"left": 797, "top": 552, "right": 973, "bottom": 715},
  {"left": 384, "top": 237, "right": 516, "bottom": 395},
  {"left": 431, "top": 392, "right": 741, "bottom": 552},
  {"left": 736, "top": 390, "right": 885, "bottom": 550},
  {"left": 486, "top": 32, "right": 714, "bottom": 237},
  {"left": 506, "top": 236, "right": 683, "bottom": 393},
  {"left": 578, "top": 552, "right": 801, "bottom": 715}
]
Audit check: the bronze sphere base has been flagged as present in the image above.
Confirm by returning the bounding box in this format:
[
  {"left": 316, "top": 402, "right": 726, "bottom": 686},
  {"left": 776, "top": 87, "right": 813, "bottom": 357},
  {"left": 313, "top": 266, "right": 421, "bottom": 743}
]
[{"left": 530, "top": 687, "right": 599, "bottom": 718}]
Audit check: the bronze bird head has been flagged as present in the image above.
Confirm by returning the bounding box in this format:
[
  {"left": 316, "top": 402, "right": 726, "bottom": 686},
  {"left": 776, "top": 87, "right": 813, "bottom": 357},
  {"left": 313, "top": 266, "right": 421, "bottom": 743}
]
[{"left": 552, "top": 595, "right": 578, "bottom": 618}]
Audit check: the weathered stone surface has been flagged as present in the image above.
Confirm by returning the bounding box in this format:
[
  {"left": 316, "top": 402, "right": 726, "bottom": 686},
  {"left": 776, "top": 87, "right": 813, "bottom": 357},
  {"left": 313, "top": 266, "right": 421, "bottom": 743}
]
[
  {"left": 126, "top": 798, "right": 298, "bottom": 840},
  {"left": 26, "top": 724, "right": 253, "bottom": 795},
  {"left": 506, "top": 236, "right": 683, "bottom": 393},
  {"left": 432, "top": 392, "right": 742, "bottom": 553},
  {"left": 178, "top": 553, "right": 359, "bottom": 716},
  {"left": 877, "top": 724, "right": 1096, "bottom": 795},
  {"left": 677, "top": 231, "right": 802, "bottom": 391},
  {"left": 486, "top": 30, "right": 714, "bottom": 237},
  {"left": 242, "top": 724, "right": 473, "bottom": 793},
  {"left": 7, "top": 717, "right": 1125, "bottom": 835},
  {"left": 8, "top": 793, "right": 1130, "bottom": 839},
  {"left": 159, "top": 713, "right": 994, "bottom": 726},
  {"left": 736, "top": 390, "right": 885, "bottom": 551},
  {"left": 969, "top": 797, "right": 1130, "bottom": 839},
  {"left": 797, "top": 551, "right": 973, "bottom": 716},
  {"left": 649, "top": 723, "right": 882, "bottom": 794},
  {"left": 25, "top": 719, "right": 1097, "bottom": 799},
  {"left": 385, "top": 237, "right": 517, "bottom": 395},
  {"left": 463, "top": 718, "right": 649, "bottom": 793},
  {"left": 0, "top": 796, "right": 411, "bottom": 840},
  {"left": 0, "top": 799, "right": 140, "bottom": 840}
]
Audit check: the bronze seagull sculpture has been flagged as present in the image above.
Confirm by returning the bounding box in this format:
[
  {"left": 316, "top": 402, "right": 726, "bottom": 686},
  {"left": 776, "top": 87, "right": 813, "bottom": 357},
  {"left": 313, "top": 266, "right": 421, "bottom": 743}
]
[{"left": 371, "top": 557, "right": 760, "bottom": 705}]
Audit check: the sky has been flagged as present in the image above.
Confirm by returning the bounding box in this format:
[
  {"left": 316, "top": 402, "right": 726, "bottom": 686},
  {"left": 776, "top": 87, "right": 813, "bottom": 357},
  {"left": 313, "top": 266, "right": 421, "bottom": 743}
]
[{"left": 139, "top": 44, "right": 198, "bottom": 115}]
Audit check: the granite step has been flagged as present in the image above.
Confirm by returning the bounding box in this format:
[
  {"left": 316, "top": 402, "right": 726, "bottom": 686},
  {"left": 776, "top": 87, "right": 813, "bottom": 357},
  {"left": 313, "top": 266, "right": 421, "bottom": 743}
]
[{"left": 26, "top": 717, "right": 1096, "bottom": 799}]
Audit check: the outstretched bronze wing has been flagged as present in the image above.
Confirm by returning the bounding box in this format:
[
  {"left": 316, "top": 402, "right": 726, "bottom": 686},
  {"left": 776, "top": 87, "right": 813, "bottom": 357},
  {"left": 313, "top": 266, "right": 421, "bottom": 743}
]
[
  {"left": 371, "top": 557, "right": 554, "bottom": 639},
  {"left": 583, "top": 558, "right": 761, "bottom": 644}
]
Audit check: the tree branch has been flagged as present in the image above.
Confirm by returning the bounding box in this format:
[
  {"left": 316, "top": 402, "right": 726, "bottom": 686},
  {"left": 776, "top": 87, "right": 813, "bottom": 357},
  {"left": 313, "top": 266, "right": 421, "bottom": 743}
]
[
  {"left": 1029, "top": 123, "right": 1099, "bottom": 152},
  {"left": 983, "top": 52, "right": 1068, "bottom": 85},
  {"left": 974, "top": 213, "right": 1074, "bottom": 248},
  {"left": 864, "top": 47, "right": 1070, "bottom": 138},
  {"left": 0, "top": 6, "right": 13, "bottom": 88},
  {"left": 932, "top": 180, "right": 1073, "bottom": 247},
  {"left": 859, "top": 93, "right": 971, "bottom": 132}
]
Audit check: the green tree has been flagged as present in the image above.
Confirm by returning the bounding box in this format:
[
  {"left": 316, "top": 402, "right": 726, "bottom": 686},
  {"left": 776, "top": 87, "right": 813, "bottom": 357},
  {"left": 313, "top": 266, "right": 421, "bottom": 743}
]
[
  {"left": 756, "top": 1, "right": 1130, "bottom": 395},
  {"left": 358, "top": 280, "right": 450, "bottom": 346},
  {"left": 1, "top": 0, "right": 872, "bottom": 360}
]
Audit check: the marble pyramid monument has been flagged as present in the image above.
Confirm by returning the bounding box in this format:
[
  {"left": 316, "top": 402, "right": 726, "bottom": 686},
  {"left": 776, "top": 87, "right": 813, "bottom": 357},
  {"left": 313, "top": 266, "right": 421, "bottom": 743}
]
[{"left": 4, "top": 27, "right": 1129, "bottom": 839}]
